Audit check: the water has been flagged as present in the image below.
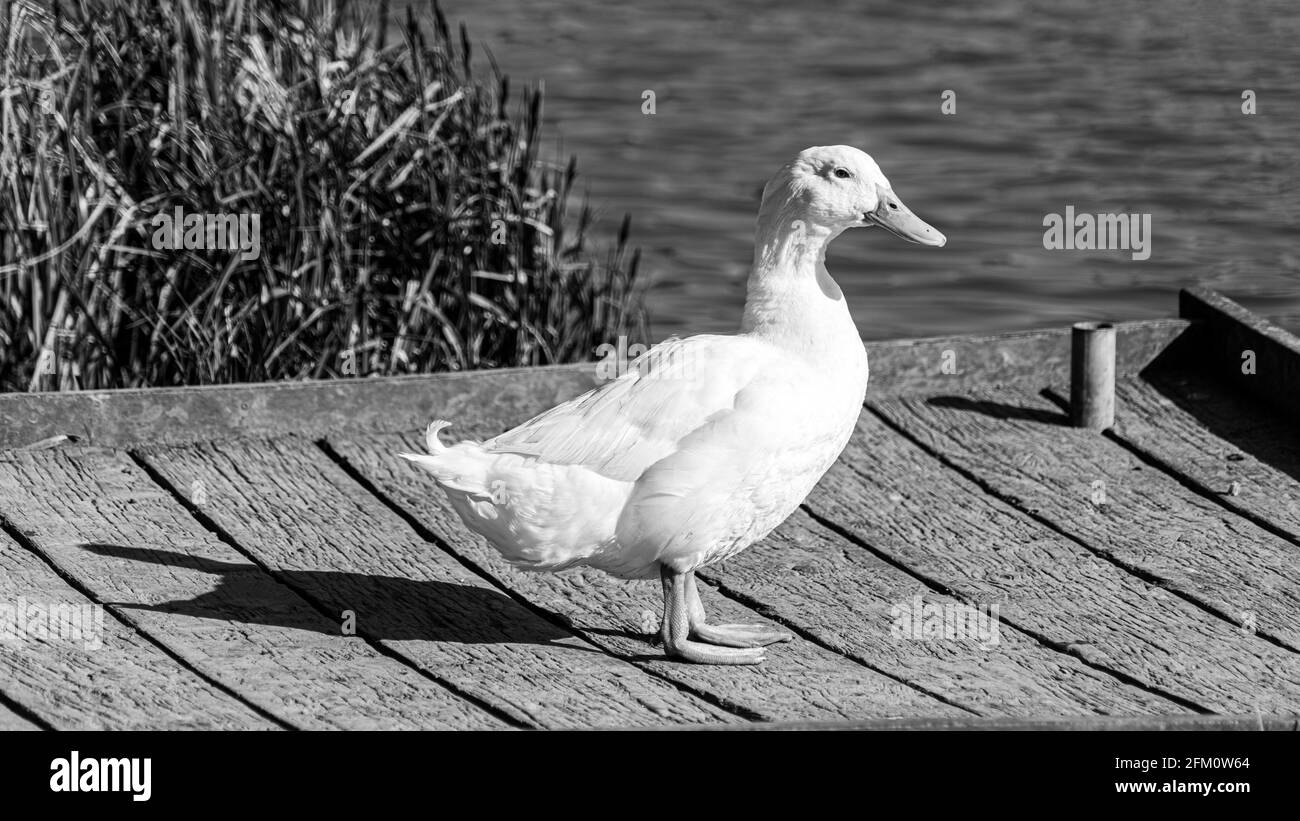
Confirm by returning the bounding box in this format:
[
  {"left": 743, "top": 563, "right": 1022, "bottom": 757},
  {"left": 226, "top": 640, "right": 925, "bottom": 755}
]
[{"left": 438, "top": 0, "right": 1300, "bottom": 340}]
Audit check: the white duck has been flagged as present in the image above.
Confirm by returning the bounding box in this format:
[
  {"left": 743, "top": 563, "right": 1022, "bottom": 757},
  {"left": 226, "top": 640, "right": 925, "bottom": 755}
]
[{"left": 401, "top": 146, "right": 945, "bottom": 664}]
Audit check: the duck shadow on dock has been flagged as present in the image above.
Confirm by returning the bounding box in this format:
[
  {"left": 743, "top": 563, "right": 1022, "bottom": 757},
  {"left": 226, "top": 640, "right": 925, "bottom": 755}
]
[{"left": 79, "top": 542, "right": 592, "bottom": 650}]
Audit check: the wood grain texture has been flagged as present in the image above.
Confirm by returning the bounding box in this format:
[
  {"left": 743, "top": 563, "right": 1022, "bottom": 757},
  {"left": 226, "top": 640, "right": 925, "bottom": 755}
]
[
  {"left": 671, "top": 714, "right": 1300, "bottom": 731},
  {"left": 873, "top": 389, "right": 1300, "bottom": 653},
  {"left": 808, "top": 414, "right": 1300, "bottom": 715},
  {"left": 0, "top": 702, "right": 41, "bottom": 730},
  {"left": 0, "top": 448, "right": 505, "bottom": 730},
  {"left": 1109, "top": 372, "right": 1300, "bottom": 544},
  {"left": 0, "top": 531, "right": 275, "bottom": 730},
  {"left": 136, "top": 437, "right": 735, "bottom": 729},
  {"left": 1181, "top": 286, "right": 1300, "bottom": 419},
  {"left": 0, "top": 364, "right": 600, "bottom": 451},
  {"left": 703, "top": 510, "right": 1183, "bottom": 716},
  {"left": 0, "top": 320, "right": 1188, "bottom": 450},
  {"left": 327, "top": 429, "right": 966, "bottom": 722},
  {"left": 864, "top": 319, "right": 1186, "bottom": 399}
]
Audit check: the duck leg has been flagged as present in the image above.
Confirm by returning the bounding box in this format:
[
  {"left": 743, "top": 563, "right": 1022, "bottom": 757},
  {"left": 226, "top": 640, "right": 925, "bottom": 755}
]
[
  {"left": 660, "top": 566, "right": 766, "bottom": 664},
  {"left": 684, "top": 571, "right": 794, "bottom": 648}
]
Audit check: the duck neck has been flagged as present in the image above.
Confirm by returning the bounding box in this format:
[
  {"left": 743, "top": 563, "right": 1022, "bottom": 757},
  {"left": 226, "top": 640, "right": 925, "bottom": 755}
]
[{"left": 740, "top": 209, "right": 857, "bottom": 355}]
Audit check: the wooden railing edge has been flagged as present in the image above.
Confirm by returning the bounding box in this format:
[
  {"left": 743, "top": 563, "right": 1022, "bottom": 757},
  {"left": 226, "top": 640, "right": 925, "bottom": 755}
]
[{"left": 0, "top": 317, "right": 1195, "bottom": 450}]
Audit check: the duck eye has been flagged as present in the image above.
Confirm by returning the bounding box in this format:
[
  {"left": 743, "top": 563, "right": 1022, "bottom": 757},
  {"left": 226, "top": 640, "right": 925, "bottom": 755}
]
[{"left": 833, "top": 168, "right": 852, "bottom": 180}]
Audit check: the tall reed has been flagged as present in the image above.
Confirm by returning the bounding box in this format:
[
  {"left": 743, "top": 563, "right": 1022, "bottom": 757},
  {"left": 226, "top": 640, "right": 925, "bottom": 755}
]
[{"left": 0, "top": 0, "right": 645, "bottom": 391}]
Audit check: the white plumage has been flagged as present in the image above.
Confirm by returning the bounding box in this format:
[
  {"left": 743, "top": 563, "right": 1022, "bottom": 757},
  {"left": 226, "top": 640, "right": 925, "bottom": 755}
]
[{"left": 401, "top": 145, "right": 945, "bottom": 664}]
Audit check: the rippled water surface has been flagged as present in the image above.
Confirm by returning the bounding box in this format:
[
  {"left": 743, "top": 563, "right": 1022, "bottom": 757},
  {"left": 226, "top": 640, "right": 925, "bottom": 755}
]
[{"left": 434, "top": 0, "right": 1300, "bottom": 340}]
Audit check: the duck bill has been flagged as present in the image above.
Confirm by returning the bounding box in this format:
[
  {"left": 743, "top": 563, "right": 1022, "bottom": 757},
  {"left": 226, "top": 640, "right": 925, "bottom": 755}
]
[{"left": 866, "top": 188, "right": 947, "bottom": 247}]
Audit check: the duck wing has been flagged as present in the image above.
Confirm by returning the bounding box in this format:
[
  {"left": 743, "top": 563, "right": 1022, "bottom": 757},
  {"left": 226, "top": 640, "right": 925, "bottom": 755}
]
[{"left": 482, "top": 334, "right": 772, "bottom": 482}]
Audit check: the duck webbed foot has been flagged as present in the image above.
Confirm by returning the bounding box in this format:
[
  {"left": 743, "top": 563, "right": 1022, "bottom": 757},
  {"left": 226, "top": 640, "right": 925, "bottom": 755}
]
[
  {"left": 684, "top": 571, "right": 794, "bottom": 648},
  {"left": 658, "top": 566, "right": 789, "bottom": 664}
]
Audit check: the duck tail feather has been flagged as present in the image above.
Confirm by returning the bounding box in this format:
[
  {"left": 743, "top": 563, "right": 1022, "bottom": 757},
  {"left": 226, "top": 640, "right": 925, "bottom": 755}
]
[
  {"left": 398, "top": 420, "right": 469, "bottom": 485},
  {"left": 423, "top": 419, "right": 454, "bottom": 453}
]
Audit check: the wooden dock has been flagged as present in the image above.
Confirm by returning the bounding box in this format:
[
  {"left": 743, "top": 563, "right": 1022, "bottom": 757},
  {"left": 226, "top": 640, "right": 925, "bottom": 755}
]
[{"left": 1, "top": 286, "right": 1298, "bottom": 730}]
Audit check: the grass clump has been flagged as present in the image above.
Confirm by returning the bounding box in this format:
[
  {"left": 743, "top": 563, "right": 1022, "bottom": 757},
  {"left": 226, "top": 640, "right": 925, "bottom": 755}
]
[{"left": 0, "top": 0, "right": 644, "bottom": 391}]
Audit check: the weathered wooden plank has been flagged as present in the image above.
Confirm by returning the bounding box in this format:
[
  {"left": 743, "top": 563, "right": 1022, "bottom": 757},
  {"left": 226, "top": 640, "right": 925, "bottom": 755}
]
[
  {"left": 873, "top": 389, "right": 1300, "bottom": 653},
  {"left": 704, "top": 510, "right": 1183, "bottom": 716},
  {"left": 808, "top": 415, "right": 1300, "bottom": 715},
  {"left": 0, "top": 448, "right": 506, "bottom": 730},
  {"left": 0, "top": 530, "right": 276, "bottom": 730},
  {"left": 0, "top": 320, "right": 1188, "bottom": 450},
  {"left": 0, "top": 702, "right": 41, "bottom": 730},
  {"left": 671, "top": 714, "right": 1300, "bottom": 731},
  {"left": 327, "top": 430, "right": 969, "bottom": 722},
  {"left": 1108, "top": 372, "right": 1300, "bottom": 543},
  {"left": 1180, "top": 286, "right": 1300, "bottom": 419},
  {"left": 0, "top": 364, "right": 600, "bottom": 451},
  {"left": 863, "top": 318, "right": 1188, "bottom": 398},
  {"left": 136, "top": 437, "right": 737, "bottom": 729}
]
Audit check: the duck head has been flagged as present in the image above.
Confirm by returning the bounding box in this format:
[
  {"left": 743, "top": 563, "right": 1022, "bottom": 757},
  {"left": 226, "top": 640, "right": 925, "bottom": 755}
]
[{"left": 755, "top": 145, "right": 946, "bottom": 264}]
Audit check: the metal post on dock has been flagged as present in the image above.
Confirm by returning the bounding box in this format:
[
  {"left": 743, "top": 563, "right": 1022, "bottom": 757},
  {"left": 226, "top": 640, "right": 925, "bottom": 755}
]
[{"left": 1070, "top": 321, "right": 1115, "bottom": 430}]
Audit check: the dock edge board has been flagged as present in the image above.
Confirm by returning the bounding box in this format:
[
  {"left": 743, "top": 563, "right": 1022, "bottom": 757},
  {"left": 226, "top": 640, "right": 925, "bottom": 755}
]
[{"left": 0, "top": 316, "right": 1195, "bottom": 449}]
